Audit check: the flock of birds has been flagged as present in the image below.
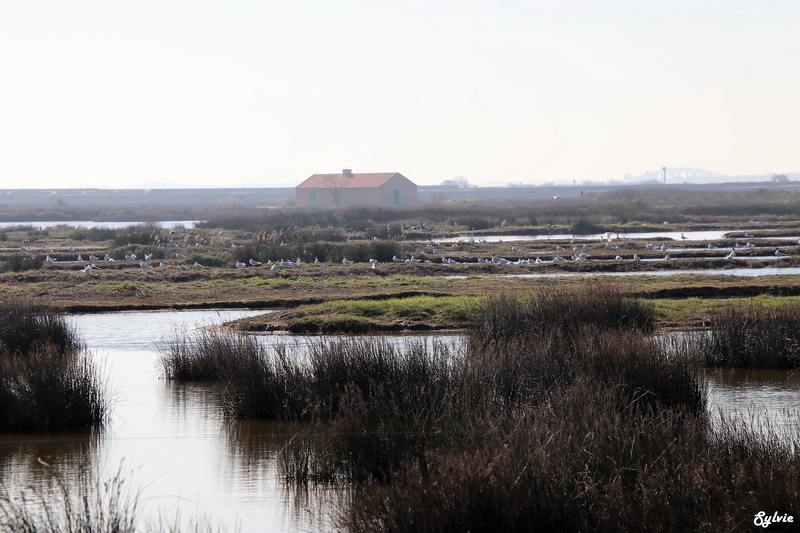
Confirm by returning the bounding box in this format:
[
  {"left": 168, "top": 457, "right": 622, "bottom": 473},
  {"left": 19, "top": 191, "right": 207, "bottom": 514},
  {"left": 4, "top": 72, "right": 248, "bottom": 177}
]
[
  {"left": 18, "top": 232, "right": 798, "bottom": 273},
  {"left": 225, "top": 232, "right": 797, "bottom": 270}
]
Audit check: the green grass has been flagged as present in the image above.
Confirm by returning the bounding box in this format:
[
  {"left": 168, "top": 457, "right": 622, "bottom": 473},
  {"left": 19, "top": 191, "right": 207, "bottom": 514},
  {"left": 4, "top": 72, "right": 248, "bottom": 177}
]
[{"left": 293, "top": 296, "right": 473, "bottom": 325}]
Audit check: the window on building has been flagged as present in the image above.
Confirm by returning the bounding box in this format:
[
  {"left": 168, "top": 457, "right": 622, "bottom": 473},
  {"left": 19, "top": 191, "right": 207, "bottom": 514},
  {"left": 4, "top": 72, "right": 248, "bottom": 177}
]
[
  {"left": 310, "top": 190, "right": 317, "bottom": 202},
  {"left": 393, "top": 189, "right": 400, "bottom": 205}
]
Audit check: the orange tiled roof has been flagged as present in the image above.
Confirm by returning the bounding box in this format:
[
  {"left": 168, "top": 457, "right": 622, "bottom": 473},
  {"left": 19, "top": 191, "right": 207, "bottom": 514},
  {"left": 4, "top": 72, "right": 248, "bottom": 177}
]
[{"left": 296, "top": 172, "right": 403, "bottom": 189}]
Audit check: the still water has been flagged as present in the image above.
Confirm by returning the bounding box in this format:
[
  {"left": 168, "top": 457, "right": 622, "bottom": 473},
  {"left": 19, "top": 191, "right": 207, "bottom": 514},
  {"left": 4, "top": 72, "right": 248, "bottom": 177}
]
[
  {"left": 0, "top": 310, "right": 797, "bottom": 532},
  {"left": 0, "top": 310, "right": 344, "bottom": 533}
]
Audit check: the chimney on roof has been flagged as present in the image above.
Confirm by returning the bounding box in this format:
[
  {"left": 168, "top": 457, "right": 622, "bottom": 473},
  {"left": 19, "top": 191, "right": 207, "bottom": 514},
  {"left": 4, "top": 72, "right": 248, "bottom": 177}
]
[{"left": 343, "top": 169, "right": 353, "bottom": 178}]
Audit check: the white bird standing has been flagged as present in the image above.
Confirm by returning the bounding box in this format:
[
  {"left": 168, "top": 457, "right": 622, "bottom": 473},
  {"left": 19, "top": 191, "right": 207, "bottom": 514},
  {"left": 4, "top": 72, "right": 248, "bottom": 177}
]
[
  {"left": 176, "top": 253, "right": 185, "bottom": 260},
  {"left": 235, "top": 260, "right": 247, "bottom": 268},
  {"left": 342, "top": 257, "right": 353, "bottom": 265},
  {"left": 140, "top": 260, "right": 153, "bottom": 269},
  {"left": 314, "top": 257, "right": 322, "bottom": 264},
  {"left": 249, "top": 258, "right": 262, "bottom": 266}
]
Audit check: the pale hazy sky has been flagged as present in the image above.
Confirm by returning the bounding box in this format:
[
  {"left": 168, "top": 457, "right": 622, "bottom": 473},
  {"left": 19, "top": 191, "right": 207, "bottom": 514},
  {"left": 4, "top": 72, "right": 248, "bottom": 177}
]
[{"left": 1, "top": 1, "right": 799, "bottom": 189}]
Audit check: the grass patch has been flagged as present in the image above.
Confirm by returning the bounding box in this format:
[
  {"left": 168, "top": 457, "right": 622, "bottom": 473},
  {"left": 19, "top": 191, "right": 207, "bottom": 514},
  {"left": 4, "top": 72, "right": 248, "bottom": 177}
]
[{"left": 272, "top": 295, "right": 474, "bottom": 332}]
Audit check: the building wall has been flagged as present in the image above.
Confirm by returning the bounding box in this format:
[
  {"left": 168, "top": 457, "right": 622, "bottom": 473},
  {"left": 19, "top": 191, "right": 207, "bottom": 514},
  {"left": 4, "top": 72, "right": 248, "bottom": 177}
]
[{"left": 296, "top": 175, "right": 417, "bottom": 208}]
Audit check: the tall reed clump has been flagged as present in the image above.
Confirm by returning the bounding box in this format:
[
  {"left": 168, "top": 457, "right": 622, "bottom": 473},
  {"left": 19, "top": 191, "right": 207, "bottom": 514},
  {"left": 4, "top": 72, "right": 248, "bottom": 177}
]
[
  {"left": 467, "top": 283, "right": 655, "bottom": 350},
  {"left": 289, "top": 338, "right": 460, "bottom": 483},
  {"left": 337, "top": 286, "right": 748, "bottom": 532},
  {"left": 161, "top": 328, "right": 261, "bottom": 382},
  {"left": 699, "top": 301, "right": 800, "bottom": 368},
  {"left": 217, "top": 342, "right": 309, "bottom": 421},
  {"left": 0, "top": 299, "right": 108, "bottom": 432},
  {"left": 344, "top": 386, "right": 800, "bottom": 533}
]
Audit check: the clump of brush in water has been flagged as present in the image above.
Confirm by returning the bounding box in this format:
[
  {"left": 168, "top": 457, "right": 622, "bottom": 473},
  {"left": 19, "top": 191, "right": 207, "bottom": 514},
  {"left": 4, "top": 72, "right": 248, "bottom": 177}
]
[
  {"left": 698, "top": 301, "right": 800, "bottom": 368},
  {"left": 0, "top": 298, "right": 108, "bottom": 432}
]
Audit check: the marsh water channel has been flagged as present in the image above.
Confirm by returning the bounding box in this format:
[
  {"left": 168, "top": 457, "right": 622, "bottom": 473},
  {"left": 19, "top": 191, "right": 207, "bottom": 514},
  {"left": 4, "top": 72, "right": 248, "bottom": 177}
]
[{"left": 0, "top": 310, "right": 798, "bottom": 532}]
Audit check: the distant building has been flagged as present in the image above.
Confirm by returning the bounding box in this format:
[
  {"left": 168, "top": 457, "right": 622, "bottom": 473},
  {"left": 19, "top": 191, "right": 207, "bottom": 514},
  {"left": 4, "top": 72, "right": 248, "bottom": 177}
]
[{"left": 295, "top": 169, "right": 417, "bottom": 208}]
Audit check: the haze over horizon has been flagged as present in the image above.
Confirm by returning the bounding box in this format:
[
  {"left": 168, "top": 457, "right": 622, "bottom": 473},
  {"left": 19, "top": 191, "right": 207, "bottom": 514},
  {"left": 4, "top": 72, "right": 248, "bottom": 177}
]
[{"left": 2, "top": 1, "right": 799, "bottom": 190}]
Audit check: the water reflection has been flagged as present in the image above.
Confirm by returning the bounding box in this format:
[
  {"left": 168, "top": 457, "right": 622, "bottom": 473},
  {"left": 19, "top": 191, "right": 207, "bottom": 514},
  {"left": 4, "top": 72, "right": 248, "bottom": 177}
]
[{"left": 706, "top": 367, "right": 800, "bottom": 433}]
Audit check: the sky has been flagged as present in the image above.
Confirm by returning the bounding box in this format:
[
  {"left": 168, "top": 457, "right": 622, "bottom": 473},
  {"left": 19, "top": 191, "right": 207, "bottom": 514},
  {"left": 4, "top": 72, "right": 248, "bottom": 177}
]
[{"left": 1, "top": 0, "right": 799, "bottom": 189}]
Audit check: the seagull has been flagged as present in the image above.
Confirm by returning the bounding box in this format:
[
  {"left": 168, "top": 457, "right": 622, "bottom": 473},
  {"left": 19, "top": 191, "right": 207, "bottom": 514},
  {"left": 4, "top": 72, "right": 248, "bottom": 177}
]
[
  {"left": 392, "top": 255, "right": 404, "bottom": 262},
  {"left": 707, "top": 244, "right": 718, "bottom": 249},
  {"left": 179, "top": 264, "right": 188, "bottom": 270},
  {"left": 45, "top": 255, "right": 56, "bottom": 262},
  {"left": 664, "top": 254, "right": 672, "bottom": 260},
  {"left": 159, "top": 261, "right": 169, "bottom": 267},
  {"left": 407, "top": 255, "right": 420, "bottom": 262},
  {"left": 104, "top": 253, "right": 114, "bottom": 262},
  {"left": 89, "top": 254, "right": 98, "bottom": 261},
  {"left": 249, "top": 258, "right": 262, "bottom": 266},
  {"left": 140, "top": 260, "right": 153, "bottom": 269},
  {"left": 646, "top": 242, "right": 656, "bottom": 250},
  {"left": 511, "top": 245, "right": 520, "bottom": 252},
  {"left": 726, "top": 249, "right": 736, "bottom": 259},
  {"left": 745, "top": 232, "right": 754, "bottom": 238},
  {"left": 144, "top": 253, "right": 152, "bottom": 260},
  {"left": 130, "top": 253, "right": 137, "bottom": 260},
  {"left": 314, "top": 257, "right": 322, "bottom": 264},
  {"left": 77, "top": 254, "right": 83, "bottom": 261},
  {"left": 194, "top": 261, "right": 202, "bottom": 266},
  {"left": 660, "top": 244, "right": 668, "bottom": 252},
  {"left": 270, "top": 263, "right": 278, "bottom": 270},
  {"left": 681, "top": 233, "right": 687, "bottom": 239},
  {"left": 342, "top": 257, "right": 353, "bottom": 265},
  {"left": 67, "top": 247, "right": 76, "bottom": 252},
  {"left": 633, "top": 254, "right": 641, "bottom": 261},
  {"left": 176, "top": 253, "right": 185, "bottom": 260},
  {"left": 42, "top": 247, "right": 53, "bottom": 253},
  {"left": 746, "top": 241, "right": 756, "bottom": 248},
  {"left": 556, "top": 245, "right": 565, "bottom": 251},
  {"left": 369, "top": 258, "right": 378, "bottom": 269},
  {"left": 553, "top": 256, "right": 566, "bottom": 262},
  {"left": 775, "top": 249, "right": 789, "bottom": 257},
  {"left": 83, "top": 264, "right": 99, "bottom": 272},
  {"left": 615, "top": 255, "right": 623, "bottom": 260},
  {"left": 235, "top": 260, "right": 247, "bottom": 268}
]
